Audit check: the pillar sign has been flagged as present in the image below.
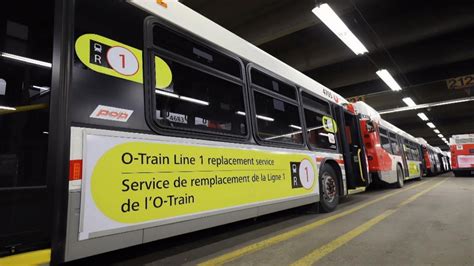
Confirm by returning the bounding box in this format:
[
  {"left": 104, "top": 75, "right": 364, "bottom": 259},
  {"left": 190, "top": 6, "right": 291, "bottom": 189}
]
[{"left": 446, "top": 74, "right": 474, "bottom": 90}]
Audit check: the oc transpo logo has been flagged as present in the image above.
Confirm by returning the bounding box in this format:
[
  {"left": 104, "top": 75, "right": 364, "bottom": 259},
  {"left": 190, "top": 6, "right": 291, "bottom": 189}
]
[{"left": 323, "top": 88, "right": 340, "bottom": 103}]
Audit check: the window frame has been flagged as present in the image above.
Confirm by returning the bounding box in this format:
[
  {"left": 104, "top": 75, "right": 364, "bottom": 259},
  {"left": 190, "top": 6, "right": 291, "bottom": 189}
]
[
  {"left": 379, "top": 127, "right": 393, "bottom": 154},
  {"left": 143, "top": 17, "right": 251, "bottom": 143},
  {"left": 300, "top": 88, "right": 340, "bottom": 153},
  {"left": 246, "top": 63, "right": 306, "bottom": 149},
  {"left": 389, "top": 132, "right": 401, "bottom": 156}
]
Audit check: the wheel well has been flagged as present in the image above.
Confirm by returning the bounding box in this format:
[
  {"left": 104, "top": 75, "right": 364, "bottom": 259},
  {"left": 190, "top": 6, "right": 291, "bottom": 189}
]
[{"left": 322, "top": 160, "right": 344, "bottom": 196}]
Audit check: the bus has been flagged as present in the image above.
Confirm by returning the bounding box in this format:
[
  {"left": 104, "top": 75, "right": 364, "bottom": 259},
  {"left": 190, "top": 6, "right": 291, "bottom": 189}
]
[
  {"left": 353, "top": 102, "right": 423, "bottom": 188},
  {"left": 2, "top": 0, "right": 374, "bottom": 263},
  {"left": 450, "top": 134, "right": 474, "bottom": 176},
  {"left": 418, "top": 138, "right": 443, "bottom": 176}
]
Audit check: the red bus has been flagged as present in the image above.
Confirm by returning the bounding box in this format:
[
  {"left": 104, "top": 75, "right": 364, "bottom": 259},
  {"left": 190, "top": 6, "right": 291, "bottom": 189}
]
[
  {"left": 354, "top": 102, "right": 423, "bottom": 188},
  {"left": 450, "top": 134, "right": 474, "bottom": 177}
]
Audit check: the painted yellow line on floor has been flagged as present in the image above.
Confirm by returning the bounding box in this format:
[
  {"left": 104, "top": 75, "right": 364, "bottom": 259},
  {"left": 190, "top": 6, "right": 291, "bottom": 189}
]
[
  {"left": 0, "top": 249, "right": 50, "bottom": 266},
  {"left": 198, "top": 180, "right": 429, "bottom": 266},
  {"left": 291, "top": 178, "right": 447, "bottom": 266},
  {"left": 348, "top": 187, "right": 366, "bottom": 195}
]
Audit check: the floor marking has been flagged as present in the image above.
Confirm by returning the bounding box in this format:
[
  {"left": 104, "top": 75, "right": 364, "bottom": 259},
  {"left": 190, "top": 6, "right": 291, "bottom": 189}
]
[
  {"left": 291, "top": 178, "right": 447, "bottom": 266},
  {"left": 198, "top": 180, "right": 429, "bottom": 266},
  {"left": 0, "top": 249, "right": 51, "bottom": 265}
]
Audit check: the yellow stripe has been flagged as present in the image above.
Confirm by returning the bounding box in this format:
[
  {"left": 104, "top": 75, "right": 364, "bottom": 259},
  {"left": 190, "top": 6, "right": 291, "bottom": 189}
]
[
  {"left": 198, "top": 180, "right": 428, "bottom": 266},
  {"left": 291, "top": 178, "right": 447, "bottom": 266},
  {"left": 348, "top": 187, "right": 365, "bottom": 195},
  {"left": 0, "top": 249, "right": 50, "bottom": 266}
]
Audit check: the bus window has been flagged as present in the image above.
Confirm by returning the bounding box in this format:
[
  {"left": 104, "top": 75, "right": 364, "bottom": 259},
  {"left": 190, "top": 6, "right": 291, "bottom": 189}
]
[
  {"left": 0, "top": 1, "right": 53, "bottom": 254},
  {"left": 302, "top": 92, "right": 337, "bottom": 150},
  {"left": 153, "top": 58, "right": 247, "bottom": 136},
  {"left": 389, "top": 132, "right": 401, "bottom": 155},
  {"left": 253, "top": 91, "right": 303, "bottom": 144},
  {"left": 380, "top": 130, "right": 392, "bottom": 154},
  {"left": 149, "top": 24, "right": 248, "bottom": 138},
  {"left": 251, "top": 69, "right": 296, "bottom": 100},
  {"left": 153, "top": 25, "right": 242, "bottom": 78}
]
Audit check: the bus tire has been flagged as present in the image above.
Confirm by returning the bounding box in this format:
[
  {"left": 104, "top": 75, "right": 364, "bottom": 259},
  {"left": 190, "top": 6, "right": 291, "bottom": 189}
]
[
  {"left": 319, "top": 164, "right": 339, "bottom": 213},
  {"left": 453, "top": 170, "right": 463, "bottom": 177},
  {"left": 394, "top": 164, "right": 404, "bottom": 188}
]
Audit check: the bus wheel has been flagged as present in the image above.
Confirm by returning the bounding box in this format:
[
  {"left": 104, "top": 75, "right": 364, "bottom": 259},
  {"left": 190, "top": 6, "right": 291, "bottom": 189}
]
[
  {"left": 394, "top": 165, "right": 404, "bottom": 188},
  {"left": 453, "top": 170, "right": 463, "bottom": 177},
  {"left": 319, "top": 165, "right": 339, "bottom": 213}
]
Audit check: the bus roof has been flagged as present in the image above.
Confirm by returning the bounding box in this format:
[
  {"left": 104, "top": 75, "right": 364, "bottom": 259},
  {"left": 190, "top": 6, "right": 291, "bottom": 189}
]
[
  {"left": 450, "top": 134, "right": 474, "bottom": 145},
  {"left": 129, "top": 0, "right": 348, "bottom": 106}
]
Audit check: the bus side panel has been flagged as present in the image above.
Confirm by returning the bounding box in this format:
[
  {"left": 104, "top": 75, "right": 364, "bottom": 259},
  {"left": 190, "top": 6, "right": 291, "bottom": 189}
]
[{"left": 70, "top": 1, "right": 151, "bottom": 132}]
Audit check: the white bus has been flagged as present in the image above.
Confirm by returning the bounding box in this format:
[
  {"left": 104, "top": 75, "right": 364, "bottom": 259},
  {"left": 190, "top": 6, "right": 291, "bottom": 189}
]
[{"left": 1, "top": 0, "right": 374, "bottom": 263}]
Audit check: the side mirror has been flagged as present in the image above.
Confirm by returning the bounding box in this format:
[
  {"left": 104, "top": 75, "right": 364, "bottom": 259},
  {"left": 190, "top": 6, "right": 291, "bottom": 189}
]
[{"left": 366, "top": 120, "right": 375, "bottom": 132}]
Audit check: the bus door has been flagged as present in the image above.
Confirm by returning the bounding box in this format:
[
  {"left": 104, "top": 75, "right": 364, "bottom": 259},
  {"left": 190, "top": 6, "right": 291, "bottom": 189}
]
[
  {"left": 400, "top": 138, "right": 409, "bottom": 178},
  {"left": 0, "top": 2, "right": 53, "bottom": 255},
  {"left": 334, "top": 106, "right": 368, "bottom": 189}
]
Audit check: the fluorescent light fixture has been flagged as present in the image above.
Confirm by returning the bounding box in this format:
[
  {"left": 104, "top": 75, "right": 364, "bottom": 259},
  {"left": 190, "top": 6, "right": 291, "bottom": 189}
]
[
  {"left": 179, "top": 96, "right": 209, "bottom": 106},
  {"left": 256, "top": 115, "right": 274, "bottom": 122},
  {"left": 312, "top": 4, "right": 368, "bottom": 55},
  {"left": 417, "top": 112, "right": 429, "bottom": 121},
  {"left": 236, "top": 111, "right": 246, "bottom": 116},
  {"left": 402, "top": 97, "right": 417, "bottom": 107},
  {"left": 438, "top": 134, "right": 444, "bottom": 138},
  {"left": 0, "top": 105, "right": 16, "bottom": 111},
  {"left": 43, "top": 131, "right": 49, "bottom": 134},
  {"left": 427, "top": 122, "right": 436, "bottom": 128},
  {"left": 1, "top": 52, "right": 52, "bottom": 68},
  {"left": 433, "top": 129, "right": 440, "bottom": 134},
  {"left": 155, "top": 89, "right": 179, "bottom": 98},
  {"left": 289, "top": 124, "right": 302, "bottom": 130},
  {"left": 376, "top": 69, "right": 402, "bottom": 91}
]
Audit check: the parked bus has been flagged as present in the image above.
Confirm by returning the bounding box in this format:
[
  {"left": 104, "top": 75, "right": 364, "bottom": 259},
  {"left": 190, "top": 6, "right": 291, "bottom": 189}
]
[
  {"left": 353, "top": 102, "right": 423, "bottom": 188},
  {"left": 450, "top": 134, "right": 474, "bottom": 176},
  {"left": 1, "top": 0, "right": 375, "bottom": 263},
  {"left": 418, "top": 138, "right": 443, "bottom": 176}
]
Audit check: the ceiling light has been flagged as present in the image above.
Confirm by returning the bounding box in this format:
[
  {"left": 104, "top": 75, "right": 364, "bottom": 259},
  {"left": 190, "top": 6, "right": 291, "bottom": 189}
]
[
  {"left": 289, "top": 124, "right": 302, "bottom": 130},
  {"left": 179, "top": 96, "right": 209, "bottom": 106},
  {"left": 236, "top": 111, "right": 246, "bottom": 116},
  {"left": 0, "top": 105, "right": 16, "bottom": 111},
  {"left": 402, "top": 97, "right": 417, "bottom": 107},
  {"left": 438, "top": 134, "right": 444, "bottom": 138},
  {"left": 434, "top": 129, "right": 440, "bottom": 134},
  {"left": 376, "top": 69, "right": 402, "bottom": 91},
  {"left": 256, "top": 115, "right": 274, "bottom": 122},
  {"left": 417, "top": 112, "right": 429, "bottom": 121},
  {"left": 1, "top": 52, "right": 52, "bottom": 68},
  {"left": 312, "top": 4, "right": 368, "bottom": 55},
  {"left": 427, "top": 122, "right": 436, "bottom": 128}
]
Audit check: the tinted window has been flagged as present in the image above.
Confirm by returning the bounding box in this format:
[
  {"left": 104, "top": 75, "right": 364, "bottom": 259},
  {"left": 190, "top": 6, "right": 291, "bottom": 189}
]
[
  {"left": 389, "top": 133, "right": 400, "bottom": 155},
  {"left": 380, "top": 134, "right": 392, "bottom": 154},
  {"left": 154, "top": 57, "right": 246, "bottom": 136},
  {"left": 253, "top": 91, "right": 302, "bottom": 144},
  {"left": 412, "top": 145, "right": 420, "bottom": 160},
  {"left": 153, "top": 25, "right": 241, "bottom": 77},
  {"left": 302, "top": 92, "right": 336, "bottom": 150},
  {"left": 250, "top": 69, "right": 296, "bottom": 100}
]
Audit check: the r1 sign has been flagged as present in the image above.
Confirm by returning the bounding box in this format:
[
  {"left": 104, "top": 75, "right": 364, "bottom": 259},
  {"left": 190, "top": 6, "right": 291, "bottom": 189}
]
[{"left": 106, "top": 46, "right": 139, "bottom": 76}]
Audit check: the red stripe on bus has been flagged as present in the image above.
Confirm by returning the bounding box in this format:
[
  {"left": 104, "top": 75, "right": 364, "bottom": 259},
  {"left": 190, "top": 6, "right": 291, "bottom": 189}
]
[{"left": 69, "top": 160, "right": 83, "bottom": 180}]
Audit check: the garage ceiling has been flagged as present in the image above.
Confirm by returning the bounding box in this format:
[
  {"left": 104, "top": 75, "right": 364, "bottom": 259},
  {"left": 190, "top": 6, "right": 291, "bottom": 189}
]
[{"left": 182, "top": 0, "right": 474, "bottom": 150}]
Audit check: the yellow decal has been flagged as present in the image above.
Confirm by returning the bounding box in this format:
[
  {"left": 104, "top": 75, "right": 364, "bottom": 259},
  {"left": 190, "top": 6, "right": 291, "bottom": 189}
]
[
  {"left": 75, "top": 34, "right": 172, "bottom": 88},
  {"left": 90, "top": 142, "right": 317, "bottom": 224},
  {"left": 322, "top": 116, "right": 338, "bottom": 133},
  {"left": 407, "top": 161, "right": 420, "bottom": 176}
]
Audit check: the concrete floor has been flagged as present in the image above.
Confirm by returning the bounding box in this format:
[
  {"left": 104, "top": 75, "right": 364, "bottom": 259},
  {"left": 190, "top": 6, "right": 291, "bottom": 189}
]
[{"left": 70, "top": 173, "right": 473, "bottom": 266}]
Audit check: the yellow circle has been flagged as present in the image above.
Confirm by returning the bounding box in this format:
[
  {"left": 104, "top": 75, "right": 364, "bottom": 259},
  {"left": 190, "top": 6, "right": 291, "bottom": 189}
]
[{"left": 155, "top": 56, "right": 173, "bottom": 89}]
